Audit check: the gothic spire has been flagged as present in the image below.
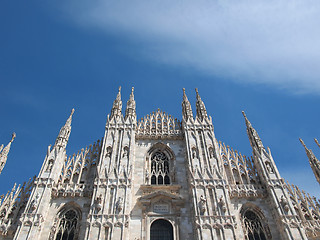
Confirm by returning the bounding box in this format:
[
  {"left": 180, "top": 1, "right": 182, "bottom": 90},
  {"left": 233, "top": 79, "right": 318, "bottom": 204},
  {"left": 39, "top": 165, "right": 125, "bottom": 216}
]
[
  {"left": 300, "top": 138, "right": 320, "bottom": 185},
  {"left": 315, "top": 138, "right": 320, "bottom": 149},
  {"left": 242, "top": 111, "right": 264, "bottom": 152},
  {"left": 0, "top": 133, "right": 16, "bottom": 174},
  {"left": 195, "top": 88, "right": 208, "bottom": 121},
  {"left": 125, "top": 87, "right": 136, "bottom": 120},
  {"left": 110, "top": 86, "right": 123, "bottom": 119},
  {"left": 182, "top": 88, "right": 193, "bottom": 121},
  {"left": 54, "top": 109, "right": 74, "bottom": 150}
]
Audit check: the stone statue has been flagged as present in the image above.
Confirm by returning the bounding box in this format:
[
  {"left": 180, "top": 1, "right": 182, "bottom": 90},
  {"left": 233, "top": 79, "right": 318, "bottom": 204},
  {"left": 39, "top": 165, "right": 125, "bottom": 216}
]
[
  {"left": 192, "top": 148, "right": 198, "bottom": 159},
  {"left": 218, "top": 196, "right": 226, "bottom": 213},
  {"left": 116, "top": 197, "right": 123, "bottom": 212},
  {"left": 266, "top": 162, "right": 274, "bottom": 173},
  {"left": 46, "top": 160, "right": 53, "bottom": 172},
  {"left": 122, "top": 147, "right": 129, "bottom": 158},
  {"left": 199, "top": 195, "right": 206, "bottom": 214},
  {"left": 95, "top": 194, "right": 102, "bottom": 213},
  {"left": 30, "top": 193, "right": 40, "bottom": 212},
  {"left": 145, "top": 169, "right": 149, "bottom": 183},
  {"left": 280, "top": 195, "right": 289, "bottom": 213},
  {"left": 209, "top": 147, "right": 214, "bottom": 159}
]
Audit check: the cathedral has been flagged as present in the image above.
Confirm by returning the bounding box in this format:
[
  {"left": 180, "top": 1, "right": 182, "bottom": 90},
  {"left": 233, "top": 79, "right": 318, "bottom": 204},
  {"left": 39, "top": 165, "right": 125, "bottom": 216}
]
[{"left": 1, "top": 87, "right": 320, "bottom": 240}]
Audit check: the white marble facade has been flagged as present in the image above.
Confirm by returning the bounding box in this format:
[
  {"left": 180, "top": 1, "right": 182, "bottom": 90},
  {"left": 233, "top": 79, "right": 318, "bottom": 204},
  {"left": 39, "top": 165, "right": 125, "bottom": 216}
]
[{"left": 1, "top": 87, "right": 319, "bottom": 240}]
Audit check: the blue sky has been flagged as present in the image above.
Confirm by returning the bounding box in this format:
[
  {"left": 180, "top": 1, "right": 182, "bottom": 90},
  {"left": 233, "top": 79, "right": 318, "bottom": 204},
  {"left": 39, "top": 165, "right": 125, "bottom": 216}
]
[{"left": 1, "top": 0, "right": 320, "bottom": 197}]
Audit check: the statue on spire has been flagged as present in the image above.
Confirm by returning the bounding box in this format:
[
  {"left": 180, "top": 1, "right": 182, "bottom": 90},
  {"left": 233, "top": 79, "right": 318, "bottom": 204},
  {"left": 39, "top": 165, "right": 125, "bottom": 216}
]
[
  {"left": 300, "top": 138, "right": 320, "bottom": 185},
  {"left": 195, "top": 88, "right": 208, "bottom": 121},
  {"left": 125, "top": 87, "right": 136, "bottom": 121},
  {"left": 182, "top": 88, "right": 193, "bottom": 122},
  {"left": 242, "top": 111, "right": 264, "bottom": 152},
  {"left": 110, "top": 86, "right": 123, "bottom": 119},
  {"left": 54, "top": 109, "right": 74, "bottom": 150},
  {"left": 0, "top": 133, "right": 16, "bottom": 174}
]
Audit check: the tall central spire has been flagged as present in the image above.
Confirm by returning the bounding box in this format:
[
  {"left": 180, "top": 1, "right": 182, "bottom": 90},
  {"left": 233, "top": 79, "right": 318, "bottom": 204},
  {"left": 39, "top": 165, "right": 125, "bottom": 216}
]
[
  {"left": 182, "top": 88, "right": 193, "bottom": 122},
  {"left": 54, "top": 109, "right": 74, "bottom": 150},
  {"left": 195, "top": 88, "right": 208, "bottom": 121},
  {"left": 0, "top": 133, "right": 16, "bottom": 174},
  {"left": 110, "top": 86, "right": 123, "bottom": 119},
  {"left": 125, "top": 87, "right": 136, "bottom": 120}
]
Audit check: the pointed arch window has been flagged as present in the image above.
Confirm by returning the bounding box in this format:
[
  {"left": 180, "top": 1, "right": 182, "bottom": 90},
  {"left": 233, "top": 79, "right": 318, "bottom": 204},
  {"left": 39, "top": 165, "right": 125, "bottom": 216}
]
[
  {"left": 54, "top": 208, "right": 80, "bottom": 240},
  {"left": 150, "top": 151, "right": 170, "bottom": 185},
  {"left": 241, "top": 209, "right": 270, "bottom": 240}
]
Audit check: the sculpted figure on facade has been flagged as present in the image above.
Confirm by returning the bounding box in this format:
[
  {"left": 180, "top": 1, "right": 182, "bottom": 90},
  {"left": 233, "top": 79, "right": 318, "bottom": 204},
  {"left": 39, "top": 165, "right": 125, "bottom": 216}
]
[
  {"left": 199, "top": 195, "right": 206, "bottom": 215},
  {"left": 94, "top": 194, "right": 102, "bottom": 213},
  {"left": 116, "top": 197, "right": 123, "bottom": 213},
  {"left": 280, "top": 195, "right": 289, "bottom": 213},
  {"left": 29, "top": 193, "right": 40, "bottom": 213}
]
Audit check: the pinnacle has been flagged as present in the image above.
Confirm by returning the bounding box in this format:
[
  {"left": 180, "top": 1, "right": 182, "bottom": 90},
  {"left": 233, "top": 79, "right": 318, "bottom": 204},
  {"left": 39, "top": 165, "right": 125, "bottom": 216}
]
[
  {"left": 299, "top": 138, "right": 306, "bottom": 147},
  {"left": 65, "top": 108, "right": 75, "bottom": 127},
  {"left": 11, "top": 133, "right": 16, "bottom": 142}
]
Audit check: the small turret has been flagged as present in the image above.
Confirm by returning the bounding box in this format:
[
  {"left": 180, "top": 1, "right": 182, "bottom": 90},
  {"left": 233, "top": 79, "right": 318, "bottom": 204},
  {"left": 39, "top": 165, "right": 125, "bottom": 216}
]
[
  {"left": 125, "top": 87, "right": 136, "bottom": 121},
  {"left": 242, "top": 111, "right": 264, "bottom": 152},
  {"left": 0, "top": 133, "right": 16, "bottom": 174},
  {"left": 300, "top": 138, "right": 320, "bottom": 185},
  {"left": 54, "top": 109, "right": 74, "bottom": 150},
  {"left": 182, "top": 88, "right": 193, "bottom": 122},
  {"left": 110, "top": 86, "right": 123, "bottom": 120},
  {"left": 195, "top": 88, "right": 208, "bottom": 121}
]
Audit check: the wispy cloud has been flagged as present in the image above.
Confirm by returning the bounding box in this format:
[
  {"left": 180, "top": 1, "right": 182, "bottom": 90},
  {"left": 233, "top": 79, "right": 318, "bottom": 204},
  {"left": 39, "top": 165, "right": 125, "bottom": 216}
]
[{"left": 61, "top": 0, "right": 320, "bottom": 93}]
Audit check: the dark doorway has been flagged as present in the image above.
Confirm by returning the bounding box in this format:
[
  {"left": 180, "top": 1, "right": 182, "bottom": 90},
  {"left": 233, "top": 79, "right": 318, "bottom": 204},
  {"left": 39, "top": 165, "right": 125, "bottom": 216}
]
[{"left": 150, "top": 219, "right": 174, "bottom": 240}]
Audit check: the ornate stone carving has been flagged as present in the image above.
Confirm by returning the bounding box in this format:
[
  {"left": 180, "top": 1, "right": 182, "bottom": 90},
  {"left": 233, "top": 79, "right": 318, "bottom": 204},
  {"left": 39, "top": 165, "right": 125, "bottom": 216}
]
[{"left": 136, "top": 109, "right": 182, "bottom": 139}]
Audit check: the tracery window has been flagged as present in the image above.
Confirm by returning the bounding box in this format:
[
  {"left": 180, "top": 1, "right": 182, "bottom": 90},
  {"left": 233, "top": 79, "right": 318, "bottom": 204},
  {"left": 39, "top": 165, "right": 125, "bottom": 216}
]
[
  {"left": 242, "top": 210, "right": 268, "bottom": 240},
  {"left": 55, "top": 209, "right": 80, "bottom": 240},
  {"left": 150, "top": 151, "right": 170, "bottom": 185}
]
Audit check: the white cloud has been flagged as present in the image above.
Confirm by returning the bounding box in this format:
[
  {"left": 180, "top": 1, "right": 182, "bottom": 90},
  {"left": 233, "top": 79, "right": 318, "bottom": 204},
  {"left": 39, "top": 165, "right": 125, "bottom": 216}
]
[{"left": 62, "top": 0, "right": 320, "bottom": 93}]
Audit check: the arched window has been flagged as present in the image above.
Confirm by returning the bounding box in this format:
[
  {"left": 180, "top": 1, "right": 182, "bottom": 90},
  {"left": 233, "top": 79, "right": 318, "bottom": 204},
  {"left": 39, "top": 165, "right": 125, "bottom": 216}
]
[
  {"left": 54, "top": 208, "right": 80, "bottom": 240},
  {"left": 150, "top": 151, "right": 170, "bottom": 185},
  {"left": 242, "top": 209, "right": 269, "bottom": 240},
  {"left": 150, "top": 219, "right": 173, "bottom": 240}
]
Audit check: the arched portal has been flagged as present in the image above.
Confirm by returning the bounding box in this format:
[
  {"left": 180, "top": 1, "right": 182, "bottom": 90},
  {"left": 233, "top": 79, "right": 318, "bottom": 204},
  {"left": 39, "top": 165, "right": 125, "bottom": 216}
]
[{"left": 150, "top": 219, "right": 173, "bottom": 240}]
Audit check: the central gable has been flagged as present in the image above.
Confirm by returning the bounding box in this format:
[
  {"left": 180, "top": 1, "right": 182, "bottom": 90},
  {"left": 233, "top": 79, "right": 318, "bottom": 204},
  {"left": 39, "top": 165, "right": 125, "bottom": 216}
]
[{"left": 136, "top": 109, "right": 182, "bottom": 139}]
